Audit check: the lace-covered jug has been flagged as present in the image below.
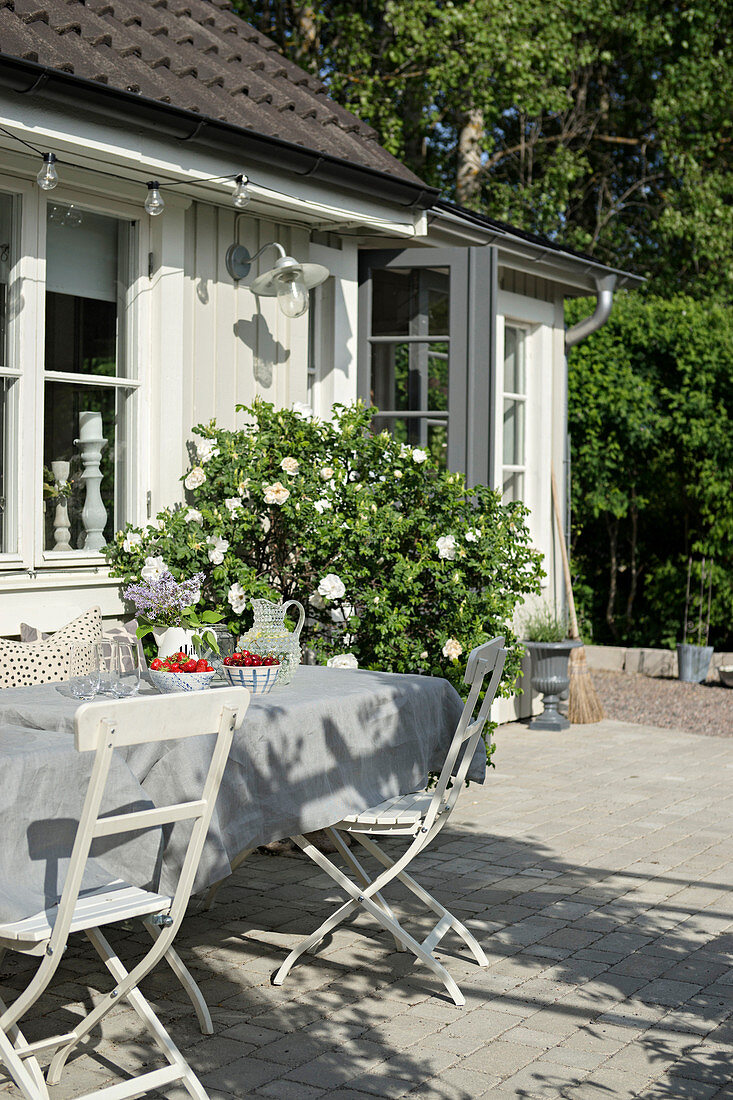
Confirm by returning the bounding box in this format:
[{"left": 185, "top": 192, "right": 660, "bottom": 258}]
[{"left": 239, "top": 598, "right": 305, "bottom": 685}]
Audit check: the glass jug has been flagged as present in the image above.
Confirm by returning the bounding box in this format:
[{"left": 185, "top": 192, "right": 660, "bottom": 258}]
[{"left": 239, "top": 598, "right": 305, "bottom": 685}]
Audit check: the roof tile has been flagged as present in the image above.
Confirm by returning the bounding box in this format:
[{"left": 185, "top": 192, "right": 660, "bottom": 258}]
[{"left": 0, "top": 0, "right": 423, "bottom": 186}]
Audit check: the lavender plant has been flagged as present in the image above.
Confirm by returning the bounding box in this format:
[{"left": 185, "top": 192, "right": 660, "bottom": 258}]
[{"left": 124, "top": 570, "right": 223, "bottom": 652}]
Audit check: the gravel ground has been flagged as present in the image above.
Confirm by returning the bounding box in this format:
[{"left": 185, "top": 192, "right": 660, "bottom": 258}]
[{"left": 592, "top": 668, "right": 733, "bottom": 738}]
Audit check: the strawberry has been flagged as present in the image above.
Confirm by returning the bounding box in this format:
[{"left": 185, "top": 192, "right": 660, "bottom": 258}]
[
  {"left": 196, "top": 659, "right": 209, "bottom": 671},
  {"left": 168, "top": 663, "right": 182, "bottom": 673},
  {"left": 150, "top": 658, "right": 163, "bottom": 670},
  {"left": 183, "top": 659, "right": 198, "bottom": 673}
]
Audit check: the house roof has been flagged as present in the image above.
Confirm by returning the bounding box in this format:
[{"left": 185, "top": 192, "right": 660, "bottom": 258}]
[
  {"left": 431, "top": 200, "right": 644, "bottom": 293},
  {"left": 0, "top": 0, "right": 432, "bottom": 202}
]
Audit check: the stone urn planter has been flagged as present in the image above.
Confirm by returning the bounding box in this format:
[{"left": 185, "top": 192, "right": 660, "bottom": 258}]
[
  {"left": 676, "top": 643, "right": 713, "bottom": 684},
  {"left": 524, "top": 639, "right": 582, "bottom": 731}
]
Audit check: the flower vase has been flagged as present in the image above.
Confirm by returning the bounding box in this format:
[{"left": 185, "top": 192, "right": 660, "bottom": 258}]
[{"left": 153, "top": 627, "right": 199, "bottom": 661}]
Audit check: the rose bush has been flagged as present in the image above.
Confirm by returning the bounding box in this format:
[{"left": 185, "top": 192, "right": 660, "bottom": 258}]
[{"left": 107, "top": 399, "right": 543, "bottom": 698}]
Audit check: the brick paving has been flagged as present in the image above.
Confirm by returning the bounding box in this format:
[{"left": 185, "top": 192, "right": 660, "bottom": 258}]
[{"left": 1, "top": 717, "right": 732, "bottom": 1098}]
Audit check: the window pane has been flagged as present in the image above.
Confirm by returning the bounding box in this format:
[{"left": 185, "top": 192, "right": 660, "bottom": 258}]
[
  {"left": 503, "top": 398, "right": 525, "bottom": 467},
  {"left": 43, "top": 382, "right": 131, "bottom": 552},
  {"left": 371, "top": 267, "right": 449, "bottom": 336},
  {"left": 45, "top": 203, "right": 133, "bottom": 377},
  {"left": 503, "top": 471, "right": 524, "bottom": 502},
  {"left": 371, "top": 340, "right": 449, "bottom": 414},
  {"left": 503, "top": 325, "right": 525, "bottom": 394},
  {"left": 0, "top": 191, "right": 19, "bottom": 554}
]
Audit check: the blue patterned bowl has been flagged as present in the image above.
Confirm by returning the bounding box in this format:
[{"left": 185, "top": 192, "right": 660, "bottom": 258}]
[
  {"left": 222, "top": 664, "right": 280, "bottom": 694},
  {"left": 149, "top": 669, "right": 217, "bottom": 694}
]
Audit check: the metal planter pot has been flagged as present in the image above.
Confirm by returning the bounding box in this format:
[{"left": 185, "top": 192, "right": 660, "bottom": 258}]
[
  {"left": 524, "top": 640, "right": 582, "bottom": 731},
  {"left": 676, "top": 643, "right": 713, "bottom": 684}
]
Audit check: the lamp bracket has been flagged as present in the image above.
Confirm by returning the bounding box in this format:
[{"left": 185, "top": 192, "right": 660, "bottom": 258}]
[{"left": 225, "top": 240, "right": 286, "bottom": 281}]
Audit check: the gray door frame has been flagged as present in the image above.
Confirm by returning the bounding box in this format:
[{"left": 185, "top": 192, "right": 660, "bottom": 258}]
[{"left": 358, "top": 244, "right": 495, "bottom": 486}]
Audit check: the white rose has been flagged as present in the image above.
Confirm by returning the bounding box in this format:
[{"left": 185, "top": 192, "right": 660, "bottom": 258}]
[
  {"left": 227, "top": 582, "right": 248, "bottom": 615},
  {"left": 437, "top": 535, "right": 457, "bottom": 560},
  {"left": 225, "top": 497, "right": 243, "bottom": 514},
  {"left": 320, "top": 466, "right": 334, "bottom": 480},
  {"left": 314, "top": 499, "right": 331, "bottom": 514},
  {"left": 122, "top": 531, "right": 142, "bottom": 553},
  {"left": 465, "top": 529, "right": 480, "bottom": 543},
  {"left": 281, "top": 456, "right": 299, "bottom": 477},
  {"left": 292, "top": 401, "right": 314, "bottom": 419},
  {"left": 327, "top": 653, "right": 359, "bottom": 669},
  {"left": 317, "top": 573, "right": 346, "bottom": 601},
  {"left": 330, "top": 601, "right": 355, "bottom": 624},
  {"left": 394, "top": 469, "right": 403, "bottom": 480},
  {"left": 420, "top": 651, "right": 429, "bottom": 660},
  {"left": 264, "top": 481, "right": 290, "bottom": 506},
  {"left": 412, "top": 448, "right": 428, "bottom": 464},
  {"left": 238, "top": 478, "right": 251, "bottom": 498},
  {"left": 141, "top": 555, "right": 167, "bottom": 582},
  {"left": 196, "top": 439, "right": 219, "bottom": 463},
  {"left": 442, "top": 637, "right": 463, "bottom": 661},
  {"left": 206, "top": 535, "right": 229, "bottom": 565},
  {"left": 185, "top": 508, "right": 202, "bottom": 523},
  {"left": 185, "top": 466, "right": 206, "bottom": 490},
  {"left": 309, "top": 592, "right": 327, "bottom": 610}
]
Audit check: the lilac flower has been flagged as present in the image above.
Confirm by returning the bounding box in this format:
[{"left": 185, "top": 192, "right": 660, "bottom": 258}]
[{"left": 123, "top": 571, "right": 205, "bottom": 627}]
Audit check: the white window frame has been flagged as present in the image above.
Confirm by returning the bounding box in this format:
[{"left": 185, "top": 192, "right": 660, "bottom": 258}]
[
  {"left": 0, "top": 177, "right": 149, "bottom": 574},
  {"left": 501, "top": 322, "right": 529, "bottom": 503}
]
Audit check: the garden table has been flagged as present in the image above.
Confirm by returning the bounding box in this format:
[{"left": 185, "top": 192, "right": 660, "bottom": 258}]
[{"left": 0, "top": 666, "right": 479, "bottom": 924}]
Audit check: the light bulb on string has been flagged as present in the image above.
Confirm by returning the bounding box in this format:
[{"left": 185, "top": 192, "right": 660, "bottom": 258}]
[
  {"left": 232, "top": 174, "right": 251, "bottom": 208},
  {"left": 144, "top": 181, "right": 165, "bottom": 216},
  {"left": 36, "top": 152, "right": 58, "bottom": 191}
]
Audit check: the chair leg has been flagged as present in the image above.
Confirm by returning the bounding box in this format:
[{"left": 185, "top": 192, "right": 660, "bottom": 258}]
[
  {"left": 47, "top": 928, "right": 208, "bottom": 1100},
  {"left": 0, "top": 989, "right": 50, "bottom": 1100},
  {"left": 273, "top": 834, "right": 465, "bottom": 1007},
  {"left": 352, "top": 832, "right": 489, "bottom": 966},
  {"left": 0, "top": 1027, "right": 47, "bottom": 1100},
  {"left": 143, "top": 922, "right": 213, "bottom": 1035},
  {"left": 323, "top": 829, "right": 406, "bottom": 952}
]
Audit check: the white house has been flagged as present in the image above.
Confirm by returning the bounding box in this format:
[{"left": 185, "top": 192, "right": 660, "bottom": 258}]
[{"left": 0, "top": 0, "right": 641, "bottom": 717}]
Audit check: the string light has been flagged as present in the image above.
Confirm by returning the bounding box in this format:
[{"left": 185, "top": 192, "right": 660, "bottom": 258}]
[
  {"left": 232, "top": 174, "right": 251, "bottom": 208},
  {"left": 0, "top": 126, "right": 259, "bottom": 218},
  {"left": 144, "top": 181, "right": 165, "bottom": 217},
  {"left": 36, "top": 152, "right": 59, "bottom": 191}
]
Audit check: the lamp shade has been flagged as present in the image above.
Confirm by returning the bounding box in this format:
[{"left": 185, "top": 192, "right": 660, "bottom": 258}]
[{"left": 250, "top": 258, "right": 330, "bottom": 297}]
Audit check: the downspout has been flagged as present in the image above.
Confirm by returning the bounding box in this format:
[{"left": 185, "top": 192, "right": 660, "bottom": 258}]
[{"left": 561, "top": 273, "right": 617, "bottom": 599}]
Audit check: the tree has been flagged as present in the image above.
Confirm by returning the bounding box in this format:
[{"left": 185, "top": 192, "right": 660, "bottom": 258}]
[
  {"left": 233, "top": 0, "right": 733, "bottom": 299},
  {"left": 567, "top": 294, "right": 733, "bottom": 648}
]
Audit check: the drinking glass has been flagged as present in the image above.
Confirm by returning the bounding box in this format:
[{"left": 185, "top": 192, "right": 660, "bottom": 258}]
[
  {"left": 112, "top": 641, "right": 141, "bottom": 698},
  {"left": 68, "top": 643, "right": 101, "bottom": 700},
  {"left": 94, "top": 639, "right": 118, "bottom": 694}
]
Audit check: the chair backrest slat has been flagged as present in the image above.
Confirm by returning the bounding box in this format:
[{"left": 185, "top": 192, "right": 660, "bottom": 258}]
[
  {"left": 423, "top": 637, "right": 506, "bottom": 833},
  {"left": 93, "top": 799, "right": 207, "bottom": 838},
  {"left": 74, "top": 689, "right": 250, "bottom": 751}
]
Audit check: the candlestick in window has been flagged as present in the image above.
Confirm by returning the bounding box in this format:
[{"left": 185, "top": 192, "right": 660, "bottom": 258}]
[
  {"left": 51, "top": 460, "right": 72, "bottom": 552},
  {"left": 75, "top": 411, "right": 108, "bottom": 552}
]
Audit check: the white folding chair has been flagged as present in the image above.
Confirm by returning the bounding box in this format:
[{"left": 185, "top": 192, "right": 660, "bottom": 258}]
[
  {"left": 0, "top": 688, "right": 250, "bottom": 1100},
  {"left": 274, "top": 638, "right": 507, "bottom": 1007}
]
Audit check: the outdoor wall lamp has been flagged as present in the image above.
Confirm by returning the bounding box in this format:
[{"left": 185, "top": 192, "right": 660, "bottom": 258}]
[{"left": 225, "top": 241, "right": 329, "bottom": 318}]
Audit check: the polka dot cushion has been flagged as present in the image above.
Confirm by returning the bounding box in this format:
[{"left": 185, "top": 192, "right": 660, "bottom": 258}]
[
  {"left": 20, "top": 616, "right": 147, "bottom": 673},
  {"left": 0, "top": 606, "right": 102, "bottom": 688}
]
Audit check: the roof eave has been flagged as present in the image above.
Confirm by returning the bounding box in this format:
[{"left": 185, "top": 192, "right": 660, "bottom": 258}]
[{"left": 0, "top": 53, "right": 439, "bottom": 212}]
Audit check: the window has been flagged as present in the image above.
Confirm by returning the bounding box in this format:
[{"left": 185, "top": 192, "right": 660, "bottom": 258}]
[
  {"left": 502, "top": 325, "right": 527, "bottom": 502},
  {"left": 42, "top": 201, "right": 138, "bottom": 556},
  {"left": 0, "top": 191, "right": 20, "bottom": 556},
  {"left": 368, "top": 266, "right": 450, "bottom": 466}
]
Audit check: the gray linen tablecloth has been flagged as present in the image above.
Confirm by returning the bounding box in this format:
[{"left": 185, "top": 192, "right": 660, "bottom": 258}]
[{"left": 0, "top": 666, "right": 481, "bottom": 923}]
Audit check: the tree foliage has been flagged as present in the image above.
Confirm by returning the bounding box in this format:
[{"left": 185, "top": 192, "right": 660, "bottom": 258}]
[
  {"left": 233, "top": 0, "right": 733, "bottom": 299},
  {"left": 107, "top": 401, "right": 543, "bottom": 695},
  {"left": 567, "top": 293, "right": 733, "bottom": 648}
]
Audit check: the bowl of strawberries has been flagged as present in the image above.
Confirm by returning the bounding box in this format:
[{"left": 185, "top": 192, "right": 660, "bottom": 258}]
[
  {"left": 222, "top": 651, "right": 280, "bottom": 694},
  {"left": 149, "top": 652, "right": 217, "bottom": 694}
]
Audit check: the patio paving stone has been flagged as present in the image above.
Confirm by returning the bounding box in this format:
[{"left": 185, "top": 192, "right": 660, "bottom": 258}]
[{"left": 1, "top": 717, "right": 733, "bottom": 1098}]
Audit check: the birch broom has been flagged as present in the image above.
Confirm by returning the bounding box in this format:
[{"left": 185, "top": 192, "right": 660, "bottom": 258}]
[{"left": 551, "top": 468, "right": 604, "bottom": 724}]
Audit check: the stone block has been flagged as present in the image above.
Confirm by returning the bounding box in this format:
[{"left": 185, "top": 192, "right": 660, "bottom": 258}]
[{"left": 585, "top": 645, "right": 627, "bottom": 671}]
